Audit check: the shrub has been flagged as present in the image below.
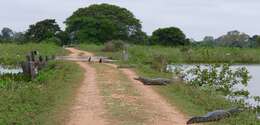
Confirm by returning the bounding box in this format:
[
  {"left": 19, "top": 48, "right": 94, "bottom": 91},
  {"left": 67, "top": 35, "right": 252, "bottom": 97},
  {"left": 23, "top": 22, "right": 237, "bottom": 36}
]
[
  {"left": 102, "top": 40, "right": 127, "bottom": 52},
  {"left": 184, "top": 64, "right": 251, "bottom": 96},
  {"left": 151, "top": 54, "right": 169, "bottom": 72}
]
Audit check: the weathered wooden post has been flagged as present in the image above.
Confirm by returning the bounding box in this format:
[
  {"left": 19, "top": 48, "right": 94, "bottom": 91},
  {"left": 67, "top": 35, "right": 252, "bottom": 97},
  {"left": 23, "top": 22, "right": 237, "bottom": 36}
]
[
  {"left": 45, "top": 56, "right": 49, "bottom": 62},
  {"left": 122, "top": 50, "right": 129, "bottom": 62},
  {"left": 21, "top": 54, "right": 37, "bottom": 79},
  {"left": 99, "top": 58, "right": 103, "bottom": 63}
]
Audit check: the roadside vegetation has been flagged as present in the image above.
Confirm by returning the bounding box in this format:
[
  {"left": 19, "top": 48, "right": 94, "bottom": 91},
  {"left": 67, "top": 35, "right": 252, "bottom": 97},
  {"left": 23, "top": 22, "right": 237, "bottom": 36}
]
[
  {"left": 0, "top": 61, "right": 83, "bottom": 125},
  {"left": 79, "top": 43, "right": 260, "bottom": 125},
  {"left": 79, "top": 44, "right": 260, "bottom": 64},
  {"left": 0, "top": 43, "right": 83, "bottom": 125},
  {"left": 0, "top": 43, "right": 67, "bottom": 65}
]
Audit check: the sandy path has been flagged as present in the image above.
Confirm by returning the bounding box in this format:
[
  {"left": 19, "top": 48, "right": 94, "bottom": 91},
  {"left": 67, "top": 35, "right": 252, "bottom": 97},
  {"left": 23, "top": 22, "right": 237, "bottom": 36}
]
[
  {"left": 120, "top": 68, "right": 187, "bottom": 125},
  {"left": 104, "top": 64, "right": 188, "bottom": 125},
  {"left": 65, "top": 48, "right": 107, "bottom": 125}
]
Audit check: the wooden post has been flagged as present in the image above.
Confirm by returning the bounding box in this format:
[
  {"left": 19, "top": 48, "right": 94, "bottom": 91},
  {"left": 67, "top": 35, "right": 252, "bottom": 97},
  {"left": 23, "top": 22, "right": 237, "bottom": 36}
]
[
  {"left": 99, "top": 58, "right": 103, "bottom": 63},
  {"left": 122, "top": 50, "right": 129, "bottom": 61},
  {"left": 45, "top": 56, "right": 49, "bottom": 62}
]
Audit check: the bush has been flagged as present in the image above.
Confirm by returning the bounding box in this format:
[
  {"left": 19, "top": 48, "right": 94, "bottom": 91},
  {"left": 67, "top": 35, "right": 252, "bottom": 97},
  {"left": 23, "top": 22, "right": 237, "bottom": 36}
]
[
  {"left": 151, "top": 54, "right": 169, "bottom": 72},
  {"left": 150, "top": 27, "right": 190, "bottom": 46},
  {"left": 102, "top": 40, "right": 127, "bottom": 52}
]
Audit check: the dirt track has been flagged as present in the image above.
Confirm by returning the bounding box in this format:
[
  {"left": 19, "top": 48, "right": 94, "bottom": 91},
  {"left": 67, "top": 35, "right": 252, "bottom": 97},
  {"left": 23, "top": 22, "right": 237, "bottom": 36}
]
[
  {"left": 65, "top": 48, "right": 188, "bottom": 125},
  {"left": 66, "top": 48, "right": 107, "bottom": 125}
]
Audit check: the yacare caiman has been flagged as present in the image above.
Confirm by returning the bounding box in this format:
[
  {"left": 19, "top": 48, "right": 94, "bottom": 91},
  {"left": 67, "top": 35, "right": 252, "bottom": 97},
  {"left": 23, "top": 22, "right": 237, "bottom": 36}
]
[
  {"left": 134, "top": 77, "right": 172, "bottom": 85},
  {"left": 187, "top": 107, "right": 243, "bottom": 124}
]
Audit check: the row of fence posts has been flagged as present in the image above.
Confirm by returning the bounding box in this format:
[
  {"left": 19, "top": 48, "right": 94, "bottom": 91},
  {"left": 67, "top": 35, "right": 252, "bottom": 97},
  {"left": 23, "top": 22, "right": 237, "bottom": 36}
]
[{"left": 21, "top": 51, "right": 55, "bottom": 79}]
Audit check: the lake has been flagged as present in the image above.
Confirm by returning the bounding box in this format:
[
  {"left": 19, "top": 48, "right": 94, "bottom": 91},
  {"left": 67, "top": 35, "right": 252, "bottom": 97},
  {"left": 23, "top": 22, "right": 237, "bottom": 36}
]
[
  {"left": 0, "top": 65, "right": 23, "bottom": 75},
  {"left": 168, "top": 64, "right": 260, "bottom": 106}
]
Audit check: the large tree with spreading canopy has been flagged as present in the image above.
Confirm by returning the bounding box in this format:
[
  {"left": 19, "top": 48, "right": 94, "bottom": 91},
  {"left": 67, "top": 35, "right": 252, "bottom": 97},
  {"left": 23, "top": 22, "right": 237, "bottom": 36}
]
[
  {"left": 65, "top": 3, "right": 147, "bottom": 43},
  {"left": 25, "top": 19, "right": 60, "bottom": 42}
]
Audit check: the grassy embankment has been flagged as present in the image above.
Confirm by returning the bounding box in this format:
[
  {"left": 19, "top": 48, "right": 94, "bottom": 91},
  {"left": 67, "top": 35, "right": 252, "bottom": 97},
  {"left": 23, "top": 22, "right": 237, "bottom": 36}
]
[
  {"left": 79, "top": 44, "right": 260, "bottom": 125},
  {"left": 0, "top": 43, "right": 68, "bottom": 65},
  {"left": 0, "top": 43, "right": 84, "bottom": 125}
]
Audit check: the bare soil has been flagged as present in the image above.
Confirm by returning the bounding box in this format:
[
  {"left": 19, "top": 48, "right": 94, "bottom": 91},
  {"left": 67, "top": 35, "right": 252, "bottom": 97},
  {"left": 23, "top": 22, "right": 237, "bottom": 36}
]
[{"left": 65, "top": 48, "right": 107, "bottom": 125}]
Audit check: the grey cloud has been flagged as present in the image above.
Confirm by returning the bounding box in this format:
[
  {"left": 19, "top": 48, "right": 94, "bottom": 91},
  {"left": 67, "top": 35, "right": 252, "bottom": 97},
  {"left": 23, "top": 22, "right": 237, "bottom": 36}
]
[{"left": 0, "top": 0, "right": 260, "bottom": 40}]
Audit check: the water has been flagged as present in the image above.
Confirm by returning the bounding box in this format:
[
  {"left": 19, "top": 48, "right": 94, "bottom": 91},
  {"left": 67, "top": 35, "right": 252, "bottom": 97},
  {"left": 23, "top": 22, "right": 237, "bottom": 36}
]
[
  {"left": 168, "top": 64, "right": 260, "bottom": 106},
  {"left": 0, "top": 65, "right": 23, "bottom": 75}
]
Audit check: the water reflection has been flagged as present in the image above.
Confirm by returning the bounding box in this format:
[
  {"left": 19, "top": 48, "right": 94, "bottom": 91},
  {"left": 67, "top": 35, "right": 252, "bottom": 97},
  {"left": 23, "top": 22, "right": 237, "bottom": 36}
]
[{"left": 0, "top": 66, "right": 23, "bottom": 75}]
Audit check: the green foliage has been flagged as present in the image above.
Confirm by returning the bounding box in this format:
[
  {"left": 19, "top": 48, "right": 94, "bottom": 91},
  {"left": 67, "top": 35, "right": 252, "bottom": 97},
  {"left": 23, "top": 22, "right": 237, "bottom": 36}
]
[
  {"left": 151, "top": 54, "right": 169, "bottom": 72},
  {"left": 102, "top": 40, "right": 127, "bottom": 52},
  {"left": 65, "top": 4, "right": 145, "bottom": 43},
  {"left": 155, "top": 83, "right": 260, "bottom": 125},
  {"left": 25, "top": 19, "right": 60, "bottom": 42},
  {"left": 79, "top": 44, "right": 260, "bottom": 64},
  {"left": 55, "top": 31, "right": 70, "bottom": 46},
  {"left": 216, "top": 31, "right": 250, "bottom": 47},
  {"left": 1, "top": 27, "right": 13, "bottom": 40},
  {"left": 256, "top": 36, "right": 260, "bottom": 47},
  {"left": 0, "top": 43, "right": 67, "bottom": 65},
  {"left": 198, "top": 30, "right": 258, "bottom": 48},
  {"left": 150, "top": 27, "right": 190, "bottom": 46},
  {"left": 0, "top": 62, "right": 83, "bottom": 125},
  {"left": 185, "top": 64, "right": 251, "bottom": 96}
]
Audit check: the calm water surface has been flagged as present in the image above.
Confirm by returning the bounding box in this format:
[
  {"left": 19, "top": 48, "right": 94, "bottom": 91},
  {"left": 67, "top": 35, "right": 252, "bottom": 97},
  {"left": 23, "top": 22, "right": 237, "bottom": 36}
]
[{"left": 0, "top": 65, "right": 23, "bottom": 75}]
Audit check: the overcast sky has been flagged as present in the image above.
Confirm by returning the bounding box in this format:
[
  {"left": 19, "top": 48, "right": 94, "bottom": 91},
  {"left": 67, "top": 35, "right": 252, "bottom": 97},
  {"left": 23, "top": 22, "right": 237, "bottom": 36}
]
[{"left": 1, "top": 0, "right": 260, "bottom": 40}]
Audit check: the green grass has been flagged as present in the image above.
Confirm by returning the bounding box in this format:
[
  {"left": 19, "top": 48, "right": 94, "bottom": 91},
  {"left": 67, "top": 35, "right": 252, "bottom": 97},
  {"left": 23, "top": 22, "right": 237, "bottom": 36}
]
[
  {"left": 79, "top": 44, "right": 260, "bottom": 125},
  {"left": 154, "top": 83, "right": 259, "bottom": 125},
  {"left": 0, "top": 43, "right": 67, "bottom": 65},
  {"left": 79, "top": 44, "right": 260, "bottom": 64},
  {"left": 0, "top": 61, "right": 84, "bottom": 125}
]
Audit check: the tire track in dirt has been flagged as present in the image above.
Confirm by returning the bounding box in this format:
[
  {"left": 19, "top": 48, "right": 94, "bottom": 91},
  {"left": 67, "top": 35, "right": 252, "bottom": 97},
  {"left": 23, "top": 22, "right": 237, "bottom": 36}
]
[
  {"left": 65, "top": 48, "right": 107, "bottom": 125},
  {"left": 65, "top": 48, "right": 190, "bottom": 125},
  {"left": 105, "top": 63, "right": 188, "bottom": 125},
  {"left": 120, "top": 68, "right": 187, "bottom": 125}
]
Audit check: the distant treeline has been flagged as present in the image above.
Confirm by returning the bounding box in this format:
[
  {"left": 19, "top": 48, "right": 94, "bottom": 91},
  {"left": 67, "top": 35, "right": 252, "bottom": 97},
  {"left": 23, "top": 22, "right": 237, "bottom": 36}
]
[
  {"left": 194, "top": 30, "right": 260, "bottom": 48},
  {"left": 0, "top": 3, "right": 260, "bottom": 48}
]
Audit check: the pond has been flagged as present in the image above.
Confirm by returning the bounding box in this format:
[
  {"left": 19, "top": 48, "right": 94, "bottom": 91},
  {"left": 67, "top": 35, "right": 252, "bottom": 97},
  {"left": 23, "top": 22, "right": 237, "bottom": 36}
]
[
  {"left": 168, "top": 64, "right": 260, "bottom": 106},
  {"left": 0, "top": 65, "right": 23, "bottom": 75}
]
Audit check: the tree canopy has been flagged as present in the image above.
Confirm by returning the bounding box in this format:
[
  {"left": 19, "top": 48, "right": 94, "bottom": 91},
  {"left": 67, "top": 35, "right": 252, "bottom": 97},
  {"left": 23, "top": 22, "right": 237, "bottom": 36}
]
[
  {"left": 65, "top": 4, "right": 146, "bottom": 43},
  {"left": 25, "top": 19, "right": 60, "bottom": 42},
  {"left": 150, "top": 27, "right": 189, "bottom": 46},
  {"left": 1, "top": 27, "right": 14, "bottom": 40}
]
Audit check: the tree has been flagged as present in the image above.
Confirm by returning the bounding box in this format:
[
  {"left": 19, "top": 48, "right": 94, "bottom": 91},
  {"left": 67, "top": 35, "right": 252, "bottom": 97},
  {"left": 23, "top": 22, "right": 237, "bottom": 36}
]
[
  {"left": 1, "top": 27, "right": 13, "bottom": 40},
  {"left": 12, "top": 32, "right": 26, "bottom": 43},
  {"left": 215, "top": 30, "right": 250, "bottom": 47},
  {"left": 150, "top": 27, "right": 189, "bottom": 46},
  {"left": 65, "top": 4, "right": 145, "bottom": 43},
  {"left": 55, "top": 31, "right": 70, "bottom": 45},
  {"left": 203, "top": 36, "right": 214, "bottom": 42},
  {"left": 256, "top": 36, "right": 260, "bottom": 47},
  {"left": 25, "top": 19, "right": 60, "bottom": 42}
]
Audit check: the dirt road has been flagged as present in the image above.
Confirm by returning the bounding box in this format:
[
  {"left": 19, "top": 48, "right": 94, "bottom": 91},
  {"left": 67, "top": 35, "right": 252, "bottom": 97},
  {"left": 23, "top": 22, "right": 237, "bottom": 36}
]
[
  {"left": 65, "top": 48, "right": 188, "bottom": 125},
  {"left": 65, "top": 48, "right": 107, "bottom": 125}
]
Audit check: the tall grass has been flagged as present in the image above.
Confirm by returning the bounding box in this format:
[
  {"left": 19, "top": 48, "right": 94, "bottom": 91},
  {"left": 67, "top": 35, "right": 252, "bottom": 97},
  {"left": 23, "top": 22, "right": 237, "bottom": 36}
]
[
  {"left": 0, "top": 43, "right": 83, "bottom": 124},
  {"left": 0, "top": 62, "right": 83, "bottom": 125},
  {"left": 79, "top": 44, "right": 260, "bottom": 64},
  {"left": 0, "top": 43, "right": 67, "bottom": 65}
]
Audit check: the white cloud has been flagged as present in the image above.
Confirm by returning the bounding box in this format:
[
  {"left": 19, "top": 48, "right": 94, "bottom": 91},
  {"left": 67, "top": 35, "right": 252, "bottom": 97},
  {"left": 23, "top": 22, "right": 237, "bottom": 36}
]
[{"left": 0, "top": 0, "right": 260, "bottom": 40}]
